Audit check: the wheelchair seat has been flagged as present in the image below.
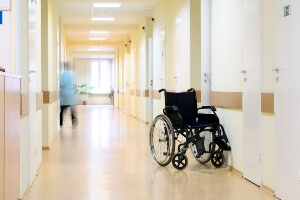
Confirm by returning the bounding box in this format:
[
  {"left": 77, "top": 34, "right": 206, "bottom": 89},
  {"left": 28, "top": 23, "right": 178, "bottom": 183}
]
[{"left": 163, "top": 90, "right": 219, "bottom": 128}]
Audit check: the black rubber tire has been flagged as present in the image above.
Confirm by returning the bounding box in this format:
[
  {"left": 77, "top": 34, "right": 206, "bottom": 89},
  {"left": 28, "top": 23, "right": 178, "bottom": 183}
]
[
  {"left": 150, "top": 115, "right": 175, "bottom": 166},
  {"left": 210, "top": 150, "right": 225, "bottom": 168},
  {"left": 172, "top": 153, "right": 188, "bottom": 170}
]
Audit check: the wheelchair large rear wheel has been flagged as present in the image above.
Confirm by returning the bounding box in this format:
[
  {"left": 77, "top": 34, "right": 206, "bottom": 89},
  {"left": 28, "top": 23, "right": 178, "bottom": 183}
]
[
  {"left": 190, "top": 130, "right": 216, "bottom": 164},
  {"left": 150, "top": 115, "right": 175, "bottom": 166}
]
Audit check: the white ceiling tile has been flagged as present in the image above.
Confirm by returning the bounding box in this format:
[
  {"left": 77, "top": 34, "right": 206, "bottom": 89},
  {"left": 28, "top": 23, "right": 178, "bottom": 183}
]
[{"left": 58, "top": 0, "right": 166, "bottom": 56}]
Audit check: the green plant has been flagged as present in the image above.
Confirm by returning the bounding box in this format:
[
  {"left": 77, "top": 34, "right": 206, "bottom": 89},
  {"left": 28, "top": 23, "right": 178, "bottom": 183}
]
[
  {"left": 74, "top": 83, "right": 94, "bottom": 95},
  {"left": 108, "top": 87, "right": 114, "bottom": 102}
]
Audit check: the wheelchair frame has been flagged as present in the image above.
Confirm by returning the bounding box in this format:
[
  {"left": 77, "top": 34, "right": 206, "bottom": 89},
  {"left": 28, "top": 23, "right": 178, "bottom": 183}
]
[{"left": 149, "top": 88, "right": 231, "bottom": 170}]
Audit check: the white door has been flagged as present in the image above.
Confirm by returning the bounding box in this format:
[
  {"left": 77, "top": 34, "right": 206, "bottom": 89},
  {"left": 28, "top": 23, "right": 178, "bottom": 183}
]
[
  {"left": 175, "top": 15, "right": 182, "bottom": 92},
  {"left": 140, "top": 46, "right": 145, "bottom": 122},
  {"left": 274, "top": 1, "right": 300, "bottom": 199},
  {"left": 130, "top": 50, "right": 136, "bottom": 117},
  {"left": 119, "top": 61, "right": 123, "bottom": 110},
  {"left": 124, "top": 54, "right": 131, "bottom": 114},
  {"left": 28, "top": 0, "right": 37, "bottom": 186},
  {"left": 201, "top": 0, "right": 212, "bottom": 106},
  {"left": 242, "top": 0, "right": 262, "bottom": 186},
  {"left": 149, "top": 38, "right": 153, "bottom": 123},
  {"left": 160, "top": 27, "right": 166, "bottom": 109}
]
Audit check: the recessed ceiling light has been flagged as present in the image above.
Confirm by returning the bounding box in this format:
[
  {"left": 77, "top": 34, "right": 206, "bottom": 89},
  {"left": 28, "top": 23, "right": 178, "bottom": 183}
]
[
  {"left": 89, "top": 31, "right": 109, "bottom": 34},
  {"left": 91, "top": 17, "right": 114, "bottom": 21},
  {"left": 88, "top": 48, "right": 101, "bottom": 51},
  {"left": 93, "top": 3, "right": 121, "bottom": 8},
  {"left": 88, "top": 47, "right": 102, "bottom": 51},
  {"left": 89, "top": 38, "right": 106, "bottom": 40},
  {"left": 89, "top": 31, "right": 109, "bottom": 40}
]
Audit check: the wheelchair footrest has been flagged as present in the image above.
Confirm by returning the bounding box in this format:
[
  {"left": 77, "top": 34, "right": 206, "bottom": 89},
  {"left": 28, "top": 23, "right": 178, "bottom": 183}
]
[
  {"left": 195, "top": 137, "right": 205, "bottom": 157},
  {"left": 213, "top": 137, "right": 231, "bottom": 151}
]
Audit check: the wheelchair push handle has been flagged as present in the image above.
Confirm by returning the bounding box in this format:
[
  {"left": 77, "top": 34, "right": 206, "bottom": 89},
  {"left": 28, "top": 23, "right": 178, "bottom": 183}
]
[
  {"left": 187, "top": 88, "right": 195, "bottom": 92},
  {"left": 198, "top": 106, "right": 217, "bottom": 112},
  {"left": 201, "top": 106, "right": 216, "bottom": 111},
  {"left": 159, "top": 88, "right": 195, "bottom": 93},
  {"left": 159, "top": 89, "right": 166, "bottom": 93}
]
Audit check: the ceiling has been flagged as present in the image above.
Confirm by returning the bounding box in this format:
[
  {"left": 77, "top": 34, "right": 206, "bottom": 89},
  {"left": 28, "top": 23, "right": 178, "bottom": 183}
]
[{"left": 59, "top": 0, "right": 165, "bottom": 57}]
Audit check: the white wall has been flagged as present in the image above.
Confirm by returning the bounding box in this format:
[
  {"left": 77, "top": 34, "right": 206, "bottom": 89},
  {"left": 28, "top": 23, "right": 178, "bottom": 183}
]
[
  {"left": 130, "top": 36, "right": 137, "bottom": 117},
  {"left": 201, "top": 0, "right": 211, "bottom": 105},
  {"left": 113, "top": 51, "right": 119, "bottom": 107},
  {"left": 190, "top": 0, "right": 201, "bottom": 91},
  {"left": 211, "top": 0, "right": 244, "bottom": 92},
  {"left": 211, "top": 0, "right": 244, "bottom": 171},
  {"left": 262, "top": 113, "right": 274, "bottom": 188},
  {"left": 41, "top": 0, "right": 59, "bottom": 148},
  {"left": 211, "top": 0, "right": 276, "bottom": 190},
  {"left": 217, "top": 108, "right": 244, "bottom": 170},
  {"left": 126, "top": 17, "right": 153, "bottom": 122},
  {"left": 17, "top": 0, "right": 43, "bottom": 197},
  {"left": 262, "top": 0, "right": 275, "bottom": 189},
  {"left": 20, "top": 116, "right": 29, "bottom": 197},
  {"left": 152, "top": 0, "right": 193, "bottom": 118},
  {"left": 18, "top": 0, "right": 30, "bottom": 197},
  {"left": 35, "top": 0, "right": 43, "bottom": 182},
  {"left": 0, "top": 11, "right": 11, "bottom": 73}
]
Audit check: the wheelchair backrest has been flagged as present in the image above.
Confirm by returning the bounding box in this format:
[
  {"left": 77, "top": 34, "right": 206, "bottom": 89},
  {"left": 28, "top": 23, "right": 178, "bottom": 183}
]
[{"left": 165, "top": 91, "right": 198, "bottom": 126}]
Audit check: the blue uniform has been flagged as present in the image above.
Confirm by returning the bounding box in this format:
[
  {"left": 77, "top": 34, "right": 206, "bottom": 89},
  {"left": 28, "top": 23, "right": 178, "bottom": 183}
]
[{"left": 60, "top": 71, "right": 74, "bottom": 106}]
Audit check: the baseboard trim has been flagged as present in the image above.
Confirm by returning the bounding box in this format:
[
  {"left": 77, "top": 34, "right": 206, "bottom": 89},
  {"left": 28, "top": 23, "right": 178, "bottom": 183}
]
[
  {"left": 20, "top": 187, "right": 30, "bottom": 200},
  {"left": 227, "top": 165, "right": 243, "bottom": 177},
  {"left": 227, "top": 166, "right": 275, "bottom": 196},
  {"left": 42, "top": 146, "right": 50, "bottom": 150},
  {"left": 42, "top": 130, "right": 60, "bottom": 150},
  {"left": 261, "top": 184, "right": 275, "bottom": 196}
]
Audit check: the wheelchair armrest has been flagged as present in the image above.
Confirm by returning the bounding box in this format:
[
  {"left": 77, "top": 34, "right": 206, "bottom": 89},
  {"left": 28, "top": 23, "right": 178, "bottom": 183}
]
[
  {"left": 163, "top": 105, "right": 179, "bottom": 114},
  {"left": 198, "top": 106, "right": 217, "bottom": 112},
  {"left": 163, "top": 106, "right": 182, "bottom": 128}
]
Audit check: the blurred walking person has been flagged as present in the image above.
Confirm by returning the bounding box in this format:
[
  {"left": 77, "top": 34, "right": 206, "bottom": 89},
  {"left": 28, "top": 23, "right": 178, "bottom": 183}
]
[{"left": 59, "top": 61, "right": 78, "bottom": 127}]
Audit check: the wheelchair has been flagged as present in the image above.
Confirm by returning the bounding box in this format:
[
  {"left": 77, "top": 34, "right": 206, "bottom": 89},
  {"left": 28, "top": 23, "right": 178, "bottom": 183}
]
[{"left": 149, "top": 88, "right": 231, "bottom": 170}]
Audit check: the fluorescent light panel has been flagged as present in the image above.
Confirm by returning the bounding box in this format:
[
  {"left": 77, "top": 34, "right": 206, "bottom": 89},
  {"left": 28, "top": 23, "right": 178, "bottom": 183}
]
[
  {"left": 88, "top": 48, "right": 102, "bottom": 51},
  {"left": 89, "top": 31, "right": 109, "bottom": 40},
  {"left": 93, "top": 3, "right": 121, "bottom": 8},
  {"left": 91, "top": 17, "right": 114, "bottom": 21},
  {"left": 89, "top": 31, "right": 108, "bottom": 34},
  {"left": 89, "top": 38, "right": 106, "bottom": 40}
]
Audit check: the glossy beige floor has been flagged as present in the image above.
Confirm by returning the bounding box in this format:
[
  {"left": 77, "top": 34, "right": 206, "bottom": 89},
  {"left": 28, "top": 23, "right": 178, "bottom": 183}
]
[{"left": 25, "top": 105, "right": 277, "bottom": 200}]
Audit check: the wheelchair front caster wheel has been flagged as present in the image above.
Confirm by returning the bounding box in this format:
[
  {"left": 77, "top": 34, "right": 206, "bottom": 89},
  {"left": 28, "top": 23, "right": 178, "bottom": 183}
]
[
  {"left": 172, "top": 153, "right": 188, "bottom": 170},
  {"left": 210, "top": 150, "right": 225, "bottom": 168}
]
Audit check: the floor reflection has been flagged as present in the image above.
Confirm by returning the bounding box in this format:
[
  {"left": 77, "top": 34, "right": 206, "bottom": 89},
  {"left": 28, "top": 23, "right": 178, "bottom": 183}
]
[{"left": 25, "top": 105, "right": 277, "bottom": 200}]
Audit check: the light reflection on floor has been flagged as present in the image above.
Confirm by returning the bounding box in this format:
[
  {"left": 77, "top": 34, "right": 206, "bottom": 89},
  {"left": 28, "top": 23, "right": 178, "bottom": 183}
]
[{"left": 25, "top": 105, "right": 278, "bottom": 200}]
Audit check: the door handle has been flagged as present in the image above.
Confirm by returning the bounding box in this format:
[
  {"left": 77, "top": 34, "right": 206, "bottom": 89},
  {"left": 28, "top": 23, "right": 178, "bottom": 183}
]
[
  {"left": 203, "top": 73, "right": 211, "bottom": 82},
  {"left": 241, "top": 70, "right": 247, "bottom": 82},
  {"left": 272, "top": 67, "right": 279, "bottom": 73},
  {"left": 272, "top": 67, "right": 280, "bottom": 82},
  {"left": 29, "top": 70, "right": 36, "bottom": 74}
]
